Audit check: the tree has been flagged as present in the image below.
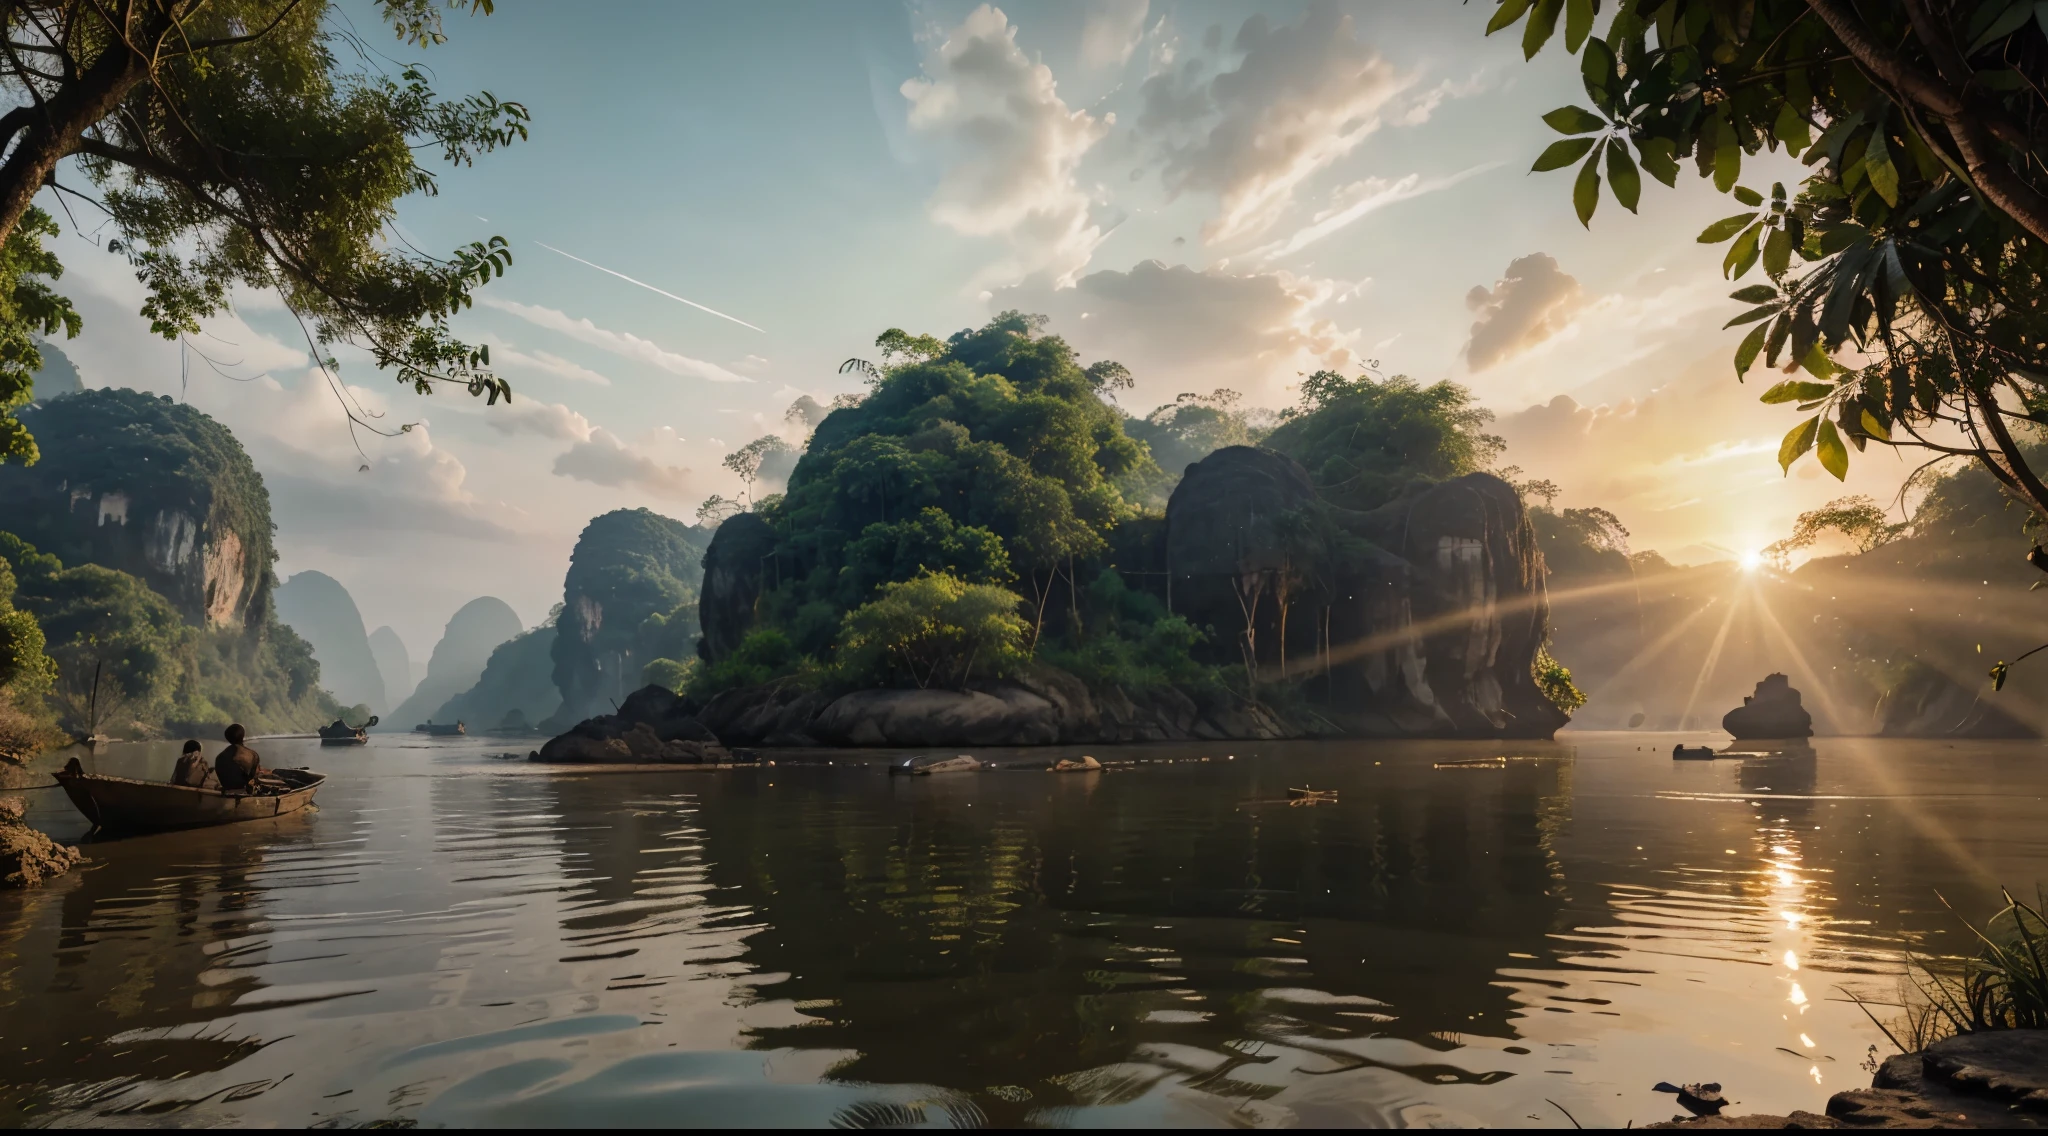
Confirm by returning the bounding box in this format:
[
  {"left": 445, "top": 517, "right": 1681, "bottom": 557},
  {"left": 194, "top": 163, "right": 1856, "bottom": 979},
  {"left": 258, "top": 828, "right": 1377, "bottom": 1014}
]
[
  {"left": 0, "top": 0, "right": 530, "bottom": 462},
  {"left": 1492, "top": 0, "right": 2048, "bottom": 527},
  {"left": 1761, "top": 494, "right": 1909, "bottom": 566},
  {"left": 1263, "top": 372, "right": 1504, "bottom": 511},
  {"left": 834, "top": 572, "right": 1029, "bottom": 690},
  {"left": 722, "top": 436, "right": 796, "bottom": 506}
]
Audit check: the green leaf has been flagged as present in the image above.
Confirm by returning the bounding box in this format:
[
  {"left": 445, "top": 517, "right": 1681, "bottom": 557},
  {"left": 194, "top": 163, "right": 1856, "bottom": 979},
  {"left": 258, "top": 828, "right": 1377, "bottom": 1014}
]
[
  {"left": 1763, "top": 225, "right": 1793, "bottom": 277},
  {"left": 1761, "top": 380, "right": 1833, "bottom": 404},
  {"left": 1730, "top": 284, "right": 1778, "bottom": 304},
  {"left": 1778, "top": 417, "right": 1818, "bottom": 472},
  {"left": 1573, "top": 143, "right": 1602, "bottom": 227},
  {"left": 1773, "top": 103, "right": 1812, "bottom": 155},
  {"left": 1992, "top": 660, "right": 2010, "bottom": 692},
  {"left": 1859, "top": 408, "right": 1892, "bottom": 442},
  {"left": 1524, "top": 0, "right": 1563, "bottom": 57},
  {"left": 1723, "top": 223, "right": 1763, "bottom": 278},
  {"left": 1865, "top": 133, "right": 1900, "bottom": 206},
  {"left": 1724, "top": 303, "right": 1780, "bottom": 328},
  {"left": 1698, "top": 212, "right": 1758, "bottom": 243},
  {"left": 1581, "top": 37, "right": 1618, "bottom": 109},
  {"left": 1970, "top": 0, "right": 2035, "bottom": 52},
  {"left": 1818, "top": 222, "right": 1868, "bottom": 255},
  {"left": 1564, "top": 0, "right": 1594, "bottom": 51},
  {"left": 1801, "top": 341, "right": 1837, "bottom": 379},
  {"left": 1815, "top": 420, "right": 1848, "bottom": 480},
  {"left": 1732, "top": 186, "right": 1764, "bottom": 207},
  {"left": 1734, "top": 323, "right": 1768, "bottom": 378},
  {"left": 1638, "top": 137, "right": 1679, "bottom": 186},
  {"left": 1713, "top": 118, "right": 1741, "bottom": 192},
  {"left": 1532, "top": 136, "right": 1599, "bottom": 172},
  {"left": 1605, "top": 138, "right": 1641, "bottom": 212},
  {"left": 1542, "top": 106, "right": 1607, "bottom": 134},
  {"left": 1486, "top": 0, "right": 1534, "bottom": 35}
]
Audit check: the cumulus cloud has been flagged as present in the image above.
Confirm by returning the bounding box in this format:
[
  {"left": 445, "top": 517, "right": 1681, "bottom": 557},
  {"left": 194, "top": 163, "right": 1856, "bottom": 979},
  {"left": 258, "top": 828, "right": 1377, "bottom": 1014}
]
[
  {"left": 902, "top": 4, "right": 1110, "bottom": 285},
  {"left": 483, "top": 399, "right": 594, "bottom": 443},
  {"left": 1462, "top": 253, "right": 1586, "bottom": 371},
  {"left": 552, "top": 428, "right": 693, "bottom": 499},
  {"left": 479, "top": 296, "right": 749, "bottom": 383},
  {"left": 1080, "top": 0, "right": 1149, "bottom": 67},
  {"left": 994, "top": 259, "right": 1357, "bottom": 405},
  {"left": 1137, "top": 3, "right": 1409, "bottom": 244},
  {"left": 496, "top": 346, "right": 611, "bottom": 386}
]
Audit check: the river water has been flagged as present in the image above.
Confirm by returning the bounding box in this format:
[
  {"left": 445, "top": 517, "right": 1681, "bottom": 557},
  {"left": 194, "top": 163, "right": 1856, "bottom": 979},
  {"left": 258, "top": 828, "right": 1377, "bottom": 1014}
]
[{"left": 0, "top": 733, "right": 2041, "bottom": 1128}]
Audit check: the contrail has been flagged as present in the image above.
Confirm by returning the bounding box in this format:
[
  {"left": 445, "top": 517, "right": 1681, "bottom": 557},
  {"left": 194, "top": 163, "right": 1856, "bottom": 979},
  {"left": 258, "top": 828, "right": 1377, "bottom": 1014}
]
[{"left": 535, "top": 242, "right": 765, "bottom": 333}]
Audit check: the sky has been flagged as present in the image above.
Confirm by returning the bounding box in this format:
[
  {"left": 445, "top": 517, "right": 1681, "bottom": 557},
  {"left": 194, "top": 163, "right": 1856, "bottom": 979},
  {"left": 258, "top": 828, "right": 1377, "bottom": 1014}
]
[{"left": 34, "top": 0, "right": 1927, "bottom": 665}]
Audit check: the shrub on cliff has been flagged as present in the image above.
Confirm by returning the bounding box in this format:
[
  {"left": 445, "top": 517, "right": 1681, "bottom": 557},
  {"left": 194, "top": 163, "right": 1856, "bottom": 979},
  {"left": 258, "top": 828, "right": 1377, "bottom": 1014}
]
[
  {"left": 834, "top": 573, "right": 1029, "bottom": 690},
  {"left": 1263, "top": 372, "right": 1503, "bottom": 512}
]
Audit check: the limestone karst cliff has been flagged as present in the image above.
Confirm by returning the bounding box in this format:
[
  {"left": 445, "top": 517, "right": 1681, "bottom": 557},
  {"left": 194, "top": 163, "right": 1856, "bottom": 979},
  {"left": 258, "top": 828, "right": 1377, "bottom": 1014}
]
[
  {"left": 548, "top": 509, "right": 711, "bottom": 729},
  {"left": 385, "top": 597, "right": 522, "bottom": 729},
  {"left": 275, "top": 570, "right": 385, "bottom": 715},
  {"left": 0, "top": 388, "right": 273, "bottom": 633}
]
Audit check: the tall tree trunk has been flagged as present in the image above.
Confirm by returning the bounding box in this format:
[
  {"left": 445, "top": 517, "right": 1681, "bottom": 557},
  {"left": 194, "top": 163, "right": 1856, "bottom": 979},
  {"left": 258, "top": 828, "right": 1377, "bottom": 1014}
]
[
  {"left": 0, "top": 11, "right": 158, "bottom": 248},
  {"left": 1232, "top": 571, "right": 1265, "bottom": 692}
]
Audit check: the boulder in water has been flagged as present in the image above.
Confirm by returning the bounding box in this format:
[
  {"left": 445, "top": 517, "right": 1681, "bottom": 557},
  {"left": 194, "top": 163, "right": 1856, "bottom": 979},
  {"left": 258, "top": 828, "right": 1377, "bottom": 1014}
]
[
  {"left": 1722, "top": 673, "right": 1814, "bottom": 739},
  {"left": 0, "top": 796, "right": 79, "bottom": 888},
  {"left": 533, "top": 684, "right": 733, "bottom": 764}
]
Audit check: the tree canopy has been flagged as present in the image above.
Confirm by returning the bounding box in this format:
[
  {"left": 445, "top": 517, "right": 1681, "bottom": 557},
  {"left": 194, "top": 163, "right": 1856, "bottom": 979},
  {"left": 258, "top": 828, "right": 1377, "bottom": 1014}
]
[
  {"left": 0, "top": 0, "right": 529, "bottom": 463},
  {"left": 1262, "top": 372, "right": 1503, "bottom": 511},
  {"left": 1496, "top": 0, "right": 2048, "bottom": 515}
]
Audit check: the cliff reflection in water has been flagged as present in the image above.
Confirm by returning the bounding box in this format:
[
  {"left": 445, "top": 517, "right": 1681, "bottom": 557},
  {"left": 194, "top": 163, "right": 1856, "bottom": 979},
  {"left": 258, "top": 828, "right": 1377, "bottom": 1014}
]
[
  {"left": 0, "top": 734, "right": 2041, "bottom": 1127},
  {"left": 682, "top": 745, "right": 1572, "bottom": 1106}
]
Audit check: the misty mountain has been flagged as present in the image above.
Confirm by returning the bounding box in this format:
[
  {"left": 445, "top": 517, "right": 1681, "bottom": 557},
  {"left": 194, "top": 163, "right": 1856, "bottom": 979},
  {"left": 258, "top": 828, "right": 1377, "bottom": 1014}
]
[
  {"left": 434, "top": 624, "right": 561, "bottom": 732},
  {"left": 386, "top": 597, "right": 523, "bottom": 729},
  {"left": 275, "top": 570, "right": 386, "bottom": 715},
  {"left": 368, "top": 625, "right": 413, "bottom": 706},
  {"left": 31, "top": 340, "right": 82, "bottom": 403}
]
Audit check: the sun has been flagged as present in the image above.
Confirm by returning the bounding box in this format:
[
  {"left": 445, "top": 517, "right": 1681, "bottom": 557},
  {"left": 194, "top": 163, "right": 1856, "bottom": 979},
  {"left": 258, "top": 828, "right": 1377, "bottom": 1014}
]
[{"left": 1740, "top": 550, "right": 1764, "bottom": 572}]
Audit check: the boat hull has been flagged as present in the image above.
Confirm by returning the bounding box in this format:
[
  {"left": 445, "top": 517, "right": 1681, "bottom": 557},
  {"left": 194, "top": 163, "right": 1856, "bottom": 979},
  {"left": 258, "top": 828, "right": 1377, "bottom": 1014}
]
[{"left": 56, "top": 768, "right": 325, "bottom": 833}]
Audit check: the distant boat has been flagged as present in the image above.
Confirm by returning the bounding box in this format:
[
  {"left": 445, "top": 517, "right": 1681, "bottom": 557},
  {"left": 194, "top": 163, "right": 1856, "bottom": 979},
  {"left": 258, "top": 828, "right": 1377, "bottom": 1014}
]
[
  {"left": 1672, "top": 744, "right": 1718, "bottom": 760},
  {"left": 55, "top": 766, "right": 325, "bottom": 833},
  {"left": 318, "top": 715, "right": 376, "bottom": 746},
  {"left": 414, "top": 720, "right": 466, "bottom": 737}
]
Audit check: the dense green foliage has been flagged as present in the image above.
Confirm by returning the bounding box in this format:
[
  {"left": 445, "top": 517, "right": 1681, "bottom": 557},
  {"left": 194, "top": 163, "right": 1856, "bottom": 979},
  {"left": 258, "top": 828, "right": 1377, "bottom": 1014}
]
[
  {"left": 1531, "top": 505, "right": 1632, "bottom": 578},
  {"left": 0, "top": 531, "right": 338, "bottom": 736},
  {"left": 1495, "top": 0, "right": 2048, "bottom": 518},
  {"left": 0, "top": 210, "right": 81, "bottom": 465},
  {"left": 1263, "top": 372, "right": 1503, "bottom": 512},
  {"left": 835, "top": 572, "right": 1030, "bottom": 690},
  {"left": 3, "top": 388, "right": 277, "bottom": 627},
  {"left": 551, "top": 508, "right": 713, "bottom": 721},
  {"left": 0, "top": 0, "right": 530, "bottom": 466}
]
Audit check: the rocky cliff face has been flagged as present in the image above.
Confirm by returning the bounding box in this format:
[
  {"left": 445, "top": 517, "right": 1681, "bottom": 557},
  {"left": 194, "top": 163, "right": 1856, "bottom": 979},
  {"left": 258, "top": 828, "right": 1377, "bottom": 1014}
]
[
  {"left": 435, "top": 624, "right": 560, "bottom": 731},
  {"left": 697, "top": 512, "right": 776, "bottom": 664},
  {"left": 549, "top": 509, "right": 712, "bottom": 726},
  {"left": 275, "top": 570, "right": 385, "bottom": 715},
  {"left": 1160, "top": 447, "right": 1564, "bottom": 739},
  {"left": 368, "top": 626, "right": 414, "bottom": 706},
  {"left": 0, "top": 389, "right": 272, "bottom": 633},
  {"left": 386, "top": 597, "right": 522, "bottom": 729}
]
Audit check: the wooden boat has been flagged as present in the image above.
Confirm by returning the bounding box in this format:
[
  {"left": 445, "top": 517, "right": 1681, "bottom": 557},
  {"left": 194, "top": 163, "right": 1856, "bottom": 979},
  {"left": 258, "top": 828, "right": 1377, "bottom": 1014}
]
[
  {"left": 1672, "top": 744, "right": 1718, "bottom": 760},
  {"left": 414, "top": 720, "right": 465, "bottom": 737},
  {"left": 55, "top": 766, "right": 325, "bottom": 833}
]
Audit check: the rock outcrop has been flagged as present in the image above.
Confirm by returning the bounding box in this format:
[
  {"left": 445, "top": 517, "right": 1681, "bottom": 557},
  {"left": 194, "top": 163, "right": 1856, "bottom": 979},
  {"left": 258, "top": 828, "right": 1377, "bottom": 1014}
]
[
  {"left": 384, "top": 597, "right": 523, "bottom": 730},
  {"left": 549, "top": 508, "right": 713, "bottom": 727},
  {"left": 0, "top": 388, "right": 274, "bottom": 632},
  {"left": 1875, "top": 662, "right": 2035, "bottom": 738},
  {"left": 1160, "top": 448, "right": 1565, "bottom": 739},
  {"left": 0, "top": 796, "right": 78, "bottom": 888},
  {"left": 534, "top": 683, "right": 732, "bottom": 763},
  {"left": 1722, "top": 673, "right": 1815, "bottom": 739},
  {"left": 696, "top": 511, "right": 776, "bottom": 665},
  {"left": 368, "top": 626, "right": 414, "bottom": 706},
  {"left": 275, "top": 570, "right": 386, "bottom": 715}
]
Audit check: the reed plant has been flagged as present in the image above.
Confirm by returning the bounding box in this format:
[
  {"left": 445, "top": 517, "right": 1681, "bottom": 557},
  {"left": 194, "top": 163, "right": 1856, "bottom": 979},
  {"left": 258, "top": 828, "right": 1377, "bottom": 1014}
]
[{"left": 1854, "top": 889, "right": 2048, "bottom": 1054}]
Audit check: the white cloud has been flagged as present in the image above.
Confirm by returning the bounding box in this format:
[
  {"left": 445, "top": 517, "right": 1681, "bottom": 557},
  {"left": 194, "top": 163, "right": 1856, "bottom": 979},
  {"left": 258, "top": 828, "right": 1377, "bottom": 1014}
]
[
  {"left": 994, "top": 259, "right": 1357, "bottom": 406},
  {"left": 1462, "top": 252, "right": 1586, "bottom": 371},
  {"left": 552, "top": 428, "right": 694, "bottom": 499},
  {"left": 1136, "top": 3, "right": 1410, "bottom": 245},
  {"left": 483, "top": 399, "right": 594, "bottom": 443},
  {"left": 1252, "top": 164, "right": 1498, "bottom": 261},
  {"left": 496, "top": 346, "right": 611, "bottom": 386},
  {"left": 478, "top": 296, "right": 750, "bottom": 384},
  {"left": 902, "top": 4, "right": 1110, "bottom": 285},
  {"left": 1080, "top": 0, "right": 1149, "bottom": 68}
]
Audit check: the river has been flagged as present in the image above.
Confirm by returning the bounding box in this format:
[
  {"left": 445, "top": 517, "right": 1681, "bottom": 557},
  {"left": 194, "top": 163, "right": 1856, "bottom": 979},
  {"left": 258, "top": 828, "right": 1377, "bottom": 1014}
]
[{"left": 0, "top": 733, "right": 2041, "bottom": 1128}]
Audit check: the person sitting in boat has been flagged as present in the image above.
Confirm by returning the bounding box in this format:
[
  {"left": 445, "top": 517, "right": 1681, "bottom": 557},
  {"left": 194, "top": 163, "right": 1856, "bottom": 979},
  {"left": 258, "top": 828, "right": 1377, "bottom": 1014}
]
[
  {"left": 172, "top": 740, "right": 217, "bottom": 789},
  {"left": 215, "top": 724, "right": 265, "bottom": 793}
]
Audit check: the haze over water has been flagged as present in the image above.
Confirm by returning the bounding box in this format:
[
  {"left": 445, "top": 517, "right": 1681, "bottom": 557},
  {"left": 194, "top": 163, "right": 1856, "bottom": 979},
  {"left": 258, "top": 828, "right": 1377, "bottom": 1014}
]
[{"left": 0, "top": 734, "right": 2041, "bottom": 1128}]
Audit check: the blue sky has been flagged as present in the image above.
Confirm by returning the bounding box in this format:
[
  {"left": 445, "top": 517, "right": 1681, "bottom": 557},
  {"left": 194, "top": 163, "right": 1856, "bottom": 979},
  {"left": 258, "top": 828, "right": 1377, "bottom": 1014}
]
[{"left": 38, "top": 0, "right": 1922, "bottom": 663}]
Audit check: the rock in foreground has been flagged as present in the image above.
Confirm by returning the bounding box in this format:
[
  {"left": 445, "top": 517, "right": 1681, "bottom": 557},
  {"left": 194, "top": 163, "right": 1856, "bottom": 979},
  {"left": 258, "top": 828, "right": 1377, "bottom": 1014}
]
[
  {"left": 0, "top": 797, "right": 79, "bottom": 888},
  {"left": 1723, "top": 673, "right": 1815, "bottom": 739},
  {"left": 533, "top": 685, "right": 734, "bottom": 764}
]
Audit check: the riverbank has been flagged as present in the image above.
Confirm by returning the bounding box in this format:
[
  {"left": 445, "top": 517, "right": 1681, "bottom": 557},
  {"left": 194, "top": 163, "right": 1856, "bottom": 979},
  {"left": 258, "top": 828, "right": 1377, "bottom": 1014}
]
[{"left": 1655, "top": 1031, "right": 2047, "bottom": 1129}]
